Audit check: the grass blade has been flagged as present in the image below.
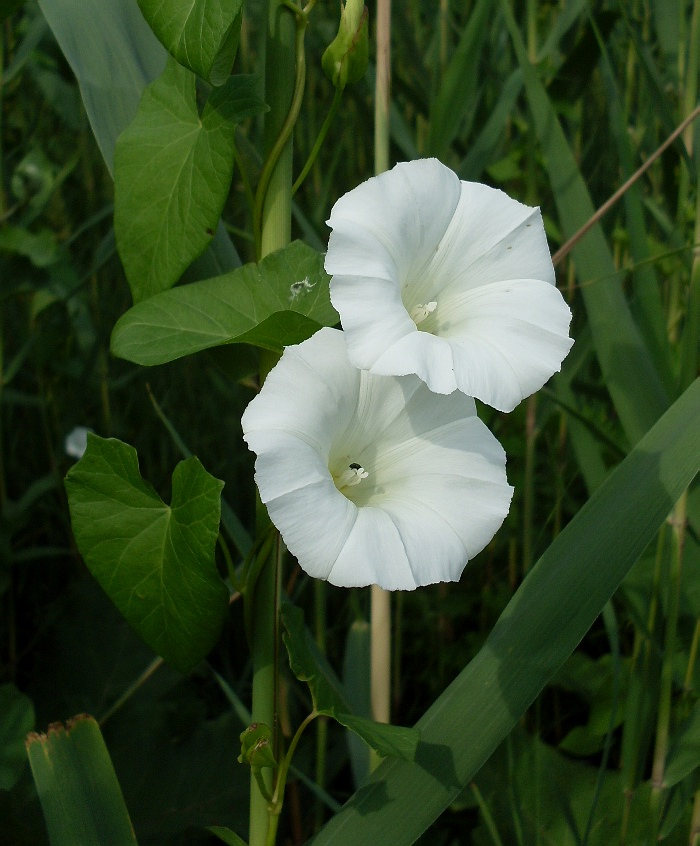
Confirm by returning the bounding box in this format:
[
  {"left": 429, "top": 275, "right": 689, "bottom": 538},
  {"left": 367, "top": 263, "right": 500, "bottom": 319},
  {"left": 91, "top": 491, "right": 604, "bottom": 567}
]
[
  {"left": 311, "top": 378, "right": 700, "bottom": 846},
  {"left": 27, "top": 715, "right": 138, "bottom": 846}
]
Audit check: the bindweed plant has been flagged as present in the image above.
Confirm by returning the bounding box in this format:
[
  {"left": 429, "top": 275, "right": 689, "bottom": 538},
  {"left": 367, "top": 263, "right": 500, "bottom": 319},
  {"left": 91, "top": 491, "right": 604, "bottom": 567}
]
[{"left": 2, "top": 1, "right": 699, "bottom": 844}]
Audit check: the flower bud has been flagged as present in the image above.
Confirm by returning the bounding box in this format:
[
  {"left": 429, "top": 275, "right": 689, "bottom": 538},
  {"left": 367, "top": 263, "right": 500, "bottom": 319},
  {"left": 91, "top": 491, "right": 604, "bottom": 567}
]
[
  {"left": 322, "top": 1, "right": 369, "bottom": 90},
  {"left": 238, "top": 723, "right": 277, "bottom": 772}
]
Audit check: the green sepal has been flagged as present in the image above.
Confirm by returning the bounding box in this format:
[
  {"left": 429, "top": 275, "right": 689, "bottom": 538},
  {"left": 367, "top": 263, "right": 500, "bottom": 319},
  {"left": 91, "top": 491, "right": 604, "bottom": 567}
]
[{"left": 238, "top": 723, "right": 277, "bottom": 772}]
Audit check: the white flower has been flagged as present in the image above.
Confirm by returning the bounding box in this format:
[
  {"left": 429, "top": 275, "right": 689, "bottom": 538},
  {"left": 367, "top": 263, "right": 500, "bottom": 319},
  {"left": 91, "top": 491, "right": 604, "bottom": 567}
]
[
  {"left": 325, "top": 158, "right": 574, "bottom": 412},
  {"left": 65, "top": 426, "right": 92, "bottom": 460},
  {"left": 241, "top": 328, "right": 513, "bottom": 591}
]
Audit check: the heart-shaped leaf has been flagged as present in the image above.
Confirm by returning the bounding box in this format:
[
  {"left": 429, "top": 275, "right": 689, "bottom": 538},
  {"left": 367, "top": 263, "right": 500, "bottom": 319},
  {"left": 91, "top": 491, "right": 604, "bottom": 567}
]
[
  {"left": 138, "top": 0, "right": 243, "bottom": 85},
  {"left": 65, "top": 434, "right": 228, "bottom": 674},
  {"left": 114, "top": 58, "right": 265, "bottom": 302},
  {"left": 111, "top": 241, "right": 339, "bottom": 365}
]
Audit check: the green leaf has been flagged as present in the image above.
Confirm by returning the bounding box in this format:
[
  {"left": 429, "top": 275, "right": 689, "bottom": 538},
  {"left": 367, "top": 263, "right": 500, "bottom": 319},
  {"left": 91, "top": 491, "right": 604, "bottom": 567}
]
[
  {"left": 665, "top": 702, "right": 700, "bottom": 788},
  {"left": 38, "top": 0, "right": 167, "bottom": 173},
  {"left": 208, "top": 827, "right": 248, "bottom": 846},
  {"left": 138, "top": 0, "right": 243, "bottom": 86},
  {"left": 343, "top": 620, "right": 371, "bottom": 788},
  {"left": 111, "top": 241, "right": 339, "bottom": 365},
  {"left": 0, "top": 684, "right": 34, "bottom": 790},
  {"left": 310, "top": 378, "right": 700, "bottom": 846},
  {"left": 0, "top": 226, "right": 58, "bottom": 267},
  {"left": 26, "top": 715, "right": 138, "bottom": 846},
  {"left": 501, "top": 1, "right": 670, "bottom": 446},
  {"left": 0, "top": 0, "right": 26, "bottom": 22},
  {"left": 282, "top": 604, "right": 419, "bottom": 763},
  {"left": 427, "top": 0, "right": 492, "bottom": 158},
  {"left": 39, "top": 0, "right": 243, "bottom": 277},
  {"left": 114, "top": 59, "right": 264, "bottom": 302},
  {"left": 64, "top": 434, "right": 228, "bottom": 674}
]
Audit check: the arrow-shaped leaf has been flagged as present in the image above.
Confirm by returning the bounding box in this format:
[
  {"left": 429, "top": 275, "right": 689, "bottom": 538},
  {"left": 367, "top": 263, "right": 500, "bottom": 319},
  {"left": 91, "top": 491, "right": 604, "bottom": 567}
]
[
  {"left": 114, "top": 58, "right": 265, "bottom": 302},
  {"left": 138, "top": 0, "right": 243, "bottom": 86},
  {"left": 282, "top": 603, "right": 419, "bottom": 763},
  {"left": 64, "top": 434, "right": 228, "bottom": 674},
  {"left": 111, "top": 241, "right": 339, "bottom": 365}
]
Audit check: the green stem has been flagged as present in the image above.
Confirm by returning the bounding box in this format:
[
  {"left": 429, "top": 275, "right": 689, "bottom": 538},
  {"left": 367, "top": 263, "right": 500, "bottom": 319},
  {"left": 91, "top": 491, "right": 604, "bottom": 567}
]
[
  {"left": 470, "top": 781, "right": 505, "bottom": 846},
  {"left": 522, "top": 394, "right": 537, "bottom": 574},
  {"left": 266, "top": 711, "right": 318, "bottom": 846},
  {"left": 650, "top": 491, "right": 689, "bottom": 828},
  {"left": 313, "top": 580, "right": 328, "bottom": 828},
  {"left": 690, "top": 788, "right": 700, "bottom": 846},
  {"left": 292, "top": 87, "right": 343, "bottom": 196},
  {"left": 249, "top": 3, "right": 296, "bottom": 843},
  {"left": 684, "top": 618, "right": 700, "bottom": 694},
  {"left": 254, "top": 8, "right": 308, "bottom": 260}
]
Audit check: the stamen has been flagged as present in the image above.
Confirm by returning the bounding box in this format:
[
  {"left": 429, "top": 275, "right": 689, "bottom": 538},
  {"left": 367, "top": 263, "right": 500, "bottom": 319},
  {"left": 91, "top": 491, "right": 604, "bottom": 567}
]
[
  {"left": 409, "top": 301, "right": 437, "bottom": 325},
  {"left": 336, "top": 462, "right": 369, "bottom": 489}
]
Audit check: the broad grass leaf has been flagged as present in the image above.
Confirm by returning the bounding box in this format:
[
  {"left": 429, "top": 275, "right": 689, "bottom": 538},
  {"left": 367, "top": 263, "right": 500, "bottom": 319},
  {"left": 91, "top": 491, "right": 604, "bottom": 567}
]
[
  {"left": 64, "top": 434, "right": 228, "bottom": 674},
  {"left": 138, "top": 0, "right": 243, "bottom": 86},
  {"left": 310, "top": 378, "right": 700, "bottom": 846},
  {"left": 26, "top": 716, "right": 138, "bottom": 846},
  {"left": 38, "top": 0, "right": 166, "bottom": 173},
  {"left": 501, "top": 1, "right": 669, "bottom": 446},
  {"left": 427, "top": 0, "right": 492, "bottom": 159},
  {"left": 111, "top": 241, "right": 338, "bottom": 364}
]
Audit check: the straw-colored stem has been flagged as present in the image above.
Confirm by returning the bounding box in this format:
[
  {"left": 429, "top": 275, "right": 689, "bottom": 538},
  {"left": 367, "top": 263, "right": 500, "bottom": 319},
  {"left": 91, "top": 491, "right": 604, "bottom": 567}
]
[
  {"left": 552, "top": 105, "right": 700, "bottom": 267},
  {"left": 369, "top": 0, "right": 393, "bottom": 773},
  {"left": 374, "top": 0, "right": 391, "bottom": 177}
]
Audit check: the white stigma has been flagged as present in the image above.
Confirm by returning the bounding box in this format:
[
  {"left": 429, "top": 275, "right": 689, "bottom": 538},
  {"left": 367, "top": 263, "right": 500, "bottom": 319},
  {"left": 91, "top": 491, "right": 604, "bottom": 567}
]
[
  {"left": 409, "top": 301, "right": 437, "bottom": 325},
  {"left": 337, "top": 462, "right": 369, "bottom": 489}
]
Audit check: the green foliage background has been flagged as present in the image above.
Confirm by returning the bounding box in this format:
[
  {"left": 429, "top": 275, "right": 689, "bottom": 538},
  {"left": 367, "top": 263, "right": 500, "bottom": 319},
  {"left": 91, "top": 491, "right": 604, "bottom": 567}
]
[{"left": 1, "top": 0, "right": 698, "bottom": 844}]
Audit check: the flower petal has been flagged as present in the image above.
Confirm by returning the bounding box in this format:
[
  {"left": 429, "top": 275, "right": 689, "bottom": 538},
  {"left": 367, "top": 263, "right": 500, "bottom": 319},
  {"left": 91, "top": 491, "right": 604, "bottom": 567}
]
[
  {"left": 326, "top": 158, "right": 461, "bottom": 284},
  {"left": 241, "top": 328, "right": 358, "bottom": 454},
  {"left": 444, "top": 278, "right": 574, "bottom": 411},
  {"left": 242, "top": 328, "right": 512, "bottom": 591},
  {"left": 429, "top": 181, "right": 556, "bottom": 295},
  {"left": 328, "top": 507, "right": 416, "bottom": 590},
  {"left": 328, "top": 274, "right": 415, "bottom": 371},
  {"left": 325, "top": 159, "right": 573, "bottom": 409},
  {"left": 370, "top": 330, "right": 457, "bottom": 394},
  {"left": 267, "top": 480, "right": 359, "bottom": 581}
]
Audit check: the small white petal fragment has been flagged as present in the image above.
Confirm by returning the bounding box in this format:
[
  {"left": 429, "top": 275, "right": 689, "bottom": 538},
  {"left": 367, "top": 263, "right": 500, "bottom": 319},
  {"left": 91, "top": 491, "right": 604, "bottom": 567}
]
[
  {"left": 242, "top": 328, "right": 513, "bottom": 591},
  {"left": 65, "top": 426, "right": 92, "bottom": 460},
  {"left": 326, "top": 159, "right": 574, "bottom": 411}
]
